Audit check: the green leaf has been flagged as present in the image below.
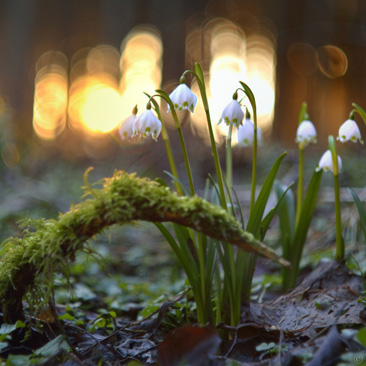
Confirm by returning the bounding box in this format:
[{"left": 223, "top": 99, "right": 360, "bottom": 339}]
[
  {"left": 154, "top": 223, "right": 198, "bottom": 287},
  {"left": 231, "top": 185, "right": 245, "bottom": 229},
  {"left": 58, "top": 313, "right": 75, "bottom": 321},
  {"left": 33, "top": 335, "right": 69, "bottom": 358},
  {"left": 193, "top": 63, "right": 209, "bottom": 110},
  {"left": 352, "top": 103, "right": 366, "bottom": 127},
  {"left": 262, "top": 182, "right": 294, "bottom": 242},
  {"left": 357, "top": 327, "right": 366, "bottom": 347},
  {"left": 349, "top": 188, "right": 366, "bottom": 242},
  {"left": 194, "top": 63, "right": 205, "bottom": 87},
  {"left": 7, "top": 354, "right": 31, "bottom": 366},
  {"left": 256, "top": 342, "right": 277, "bottom": 352},
  {"left": 297, "top": 102, "right": 308, "bottom": 125},
  {"left": 0, "top": 323, "right": 17, "bottom": 335},
  {"left": 239, "top": 81, "right": 256, "bottom": 117},
  {"left": 164, "top": 171, "right": 190, "bottom": 196},
  {"left": 289, "top": 169, "right": 323, "bottom": 288},
  {"left": 15, "top": 320, "right": 26, "bottom": 329},
  {"left": 246, "top": 152, "right": 287, "bottom": 236},
  {"left": 274, "top": 181, "right": 296, "bottom": 257},
  {"left": 155, "top": 89, "right": 174, "bottom": 112}
]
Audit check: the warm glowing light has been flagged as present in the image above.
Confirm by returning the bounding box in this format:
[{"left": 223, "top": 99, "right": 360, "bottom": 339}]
[
  {"left": 244, "top": 34, "right": 276, "bottom": 132},
  {"left": 32, "top": 51, "right": 68, "bottom": 140},
  {"left": 317, "top": 45, "right": 348, "bottom": 78},
  {"left": 191, "top": 19, "right": 276, "bottom": 143},
  {"left": 119, "top": 25, "right": 163, "bottom": 121},
  {"left": 68, "top": 45, "right": 122, "bottom": 134},
  {"left": 81, "top": 85, "right": 122, "bottom": 133},
  {"left": 189, "top": 21, "right": 247, "bottom": 142}
]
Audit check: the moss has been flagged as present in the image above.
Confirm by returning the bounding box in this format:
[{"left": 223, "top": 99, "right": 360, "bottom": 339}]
[{"left": 0, "top": 170, "right": 289, "bottom": 322}]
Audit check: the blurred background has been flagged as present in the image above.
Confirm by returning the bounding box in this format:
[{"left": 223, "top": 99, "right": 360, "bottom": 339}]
[{"left": 0, "top": 0, "right": 366, "bottom": 176}]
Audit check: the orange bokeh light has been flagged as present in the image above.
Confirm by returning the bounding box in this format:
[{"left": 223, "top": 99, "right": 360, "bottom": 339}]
[{"left": 32, "top": 52, "right": 68, "bottom": 140}]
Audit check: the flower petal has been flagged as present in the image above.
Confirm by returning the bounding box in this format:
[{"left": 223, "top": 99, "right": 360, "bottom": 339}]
[
  {"left": 337, "top": 119, "right": 363, "bottom": 144},
  {"left": 237, "top": 119, "right": 262, "bottom": 147},
  {"left": 119, "top": 114, "right": 136, "bottom": 140},
  {"left": 296, "top": 120, "right": 317, "bottom": 148},
  {"left": 316, "top": 150, "right": 342, "bottom": 174},
  {"left": 133, "top": 110, "right": 162, "bottom": 141},
  {"left": 219, "top": 100, "right": 244, "bottom": 128},
  {"left": 168, "top": 84, "right": 197, "bottom": 113}
]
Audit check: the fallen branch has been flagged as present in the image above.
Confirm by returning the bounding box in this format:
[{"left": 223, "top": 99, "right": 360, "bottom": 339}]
[{"left": 0, "top": 170, "right": 289, "bottom": 322}]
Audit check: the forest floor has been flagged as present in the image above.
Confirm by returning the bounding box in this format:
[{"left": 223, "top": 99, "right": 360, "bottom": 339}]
[{"left": 0, "top": 151, "right": 366, "bottom": 366}]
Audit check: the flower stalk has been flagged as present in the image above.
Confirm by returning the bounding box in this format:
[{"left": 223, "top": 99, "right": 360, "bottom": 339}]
[
  {"left": 328, "top": 135, "right": 344, "bottom": 261},
  {"left": 145, "top": 94, "right": 182, "bottom": 196},
  {"left": 183, "top": 63, "right": 227, "bottom": 209}
]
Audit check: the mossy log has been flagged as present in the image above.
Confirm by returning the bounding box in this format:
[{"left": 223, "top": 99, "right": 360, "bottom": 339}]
[{"left": 0, "top": 170, "right": 289, "bottom": 323}]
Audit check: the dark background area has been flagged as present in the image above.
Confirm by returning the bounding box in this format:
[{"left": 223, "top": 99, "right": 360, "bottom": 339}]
[{"left": 1, "top": 0, "right": 366, "bottom": 159}]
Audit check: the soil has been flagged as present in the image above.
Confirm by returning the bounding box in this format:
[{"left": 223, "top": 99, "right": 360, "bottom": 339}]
[{"left": 3, "top": 259, "right": 364, "bottom": 365}]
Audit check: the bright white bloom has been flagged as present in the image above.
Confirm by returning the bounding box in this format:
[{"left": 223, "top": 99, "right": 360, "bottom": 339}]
[
  {"left": 168, "top": 83, "right": 197, "bottom": 113},
  {"left": 133, "top": 109, "right": 162, "bottom": 141},
  {"left": 316, "top": 150, "right": 342, "bottom": 174},
  {"left": 237, "top": 119, "right": 262, "bottom": 147},
  {"left": 337, "top": 119, "right": 363, "bottom": 144},
  {"left": 219, "top": 99, "right": 244, "bottom": 128},
  {"left": 119, "top": 114, "right": 136, "bottom": 140},
  {"left": 296, "top": 120, "right": 317, "bottom": 148}
]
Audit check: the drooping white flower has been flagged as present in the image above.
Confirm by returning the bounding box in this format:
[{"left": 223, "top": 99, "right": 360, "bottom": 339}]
[
  {"left": 119, "top": 106, "right": 137, "bottom": 140},
  {"left": 296, "top": 120, "right": 317, "bottom": 148},
  {"left": 168, "top": 83, "right": 197, "bottom": 113},
  {"left": 237, "top": 119, "right": 262, "bottom": 147},
  {"left": 219, "top": 99, "right": 244, "bottom": 128},
  {"left": 133, "top": 107, "right": 162, "bottom": 142},
  {"left": 316, "top": 150, "right": 342, "bottom": 174},
  {"left": 337, "top": 119, "right": 363, "bottom": 144}
]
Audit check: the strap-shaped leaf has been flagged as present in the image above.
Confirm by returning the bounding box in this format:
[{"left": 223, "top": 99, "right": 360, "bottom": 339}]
[
  {"left": 246, "top": 152, "right": 287, "bottom": 236},
  {"left": 289, "top": 169, "right": 323, "bottom": 286},
  {"left": 352, "top": 103, "right": 366, "bottom": 127},
  {"left": 349, "top": 188, "right": 366, "bottom": 242}
]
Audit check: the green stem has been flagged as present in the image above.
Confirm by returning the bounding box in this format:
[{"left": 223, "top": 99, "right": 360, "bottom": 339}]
[
  {"left": 226, "top": 123, "right": 233, "bottom": 189},
  {"left": 144, "top": 94, "right": 182, "bottom": 196},
  {"left": 171, "top": 109, "right": 195, "bottom": 196},
  {"left": 334, "top": 173, "right": 344, "bottom": 260},
  {"left": 296, "top": 146, "right": 304, "bottom": 225},
  {"left": 250, "top": 113, "right": 258, "bottom": 214},
  {"left": 157, "top": 113, "right": 182, "bottom": 196},
  {"left": 186, "top": 64, "right": 227, "bottom": 209},
  {"left": 152, "top": 91, "right": 195, "bottom": 196},
  {"left": 328, "top": 135, "right": 343, "bottom": 261},
  {"left": 197, "top": 236, "right": 206, "bottom": 321}
]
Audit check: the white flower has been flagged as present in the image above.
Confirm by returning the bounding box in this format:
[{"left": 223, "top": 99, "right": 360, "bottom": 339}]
[
  {"left": 316, "top": 150, "right": 342, "bottom": 174},
  {"left": 168, "top": 83, "right": 197, "bottom": 113},
  {"left": 119, "top": 114, "right": 136, "bottom": 140},
  {"left": 296, "top": 120, "right": 317, "bottom": 148},
  {"left": 219, "top": 99, "right": 244, "bottom": 128},
  {"left": 237, "top": 119, "right": 262, "bottom": 147},
  {"left": 337, "top": 119, "right": 363, "bottom": 144},
  {"left": 133, "top": 109, "right": 162, "bottom": 141}
]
